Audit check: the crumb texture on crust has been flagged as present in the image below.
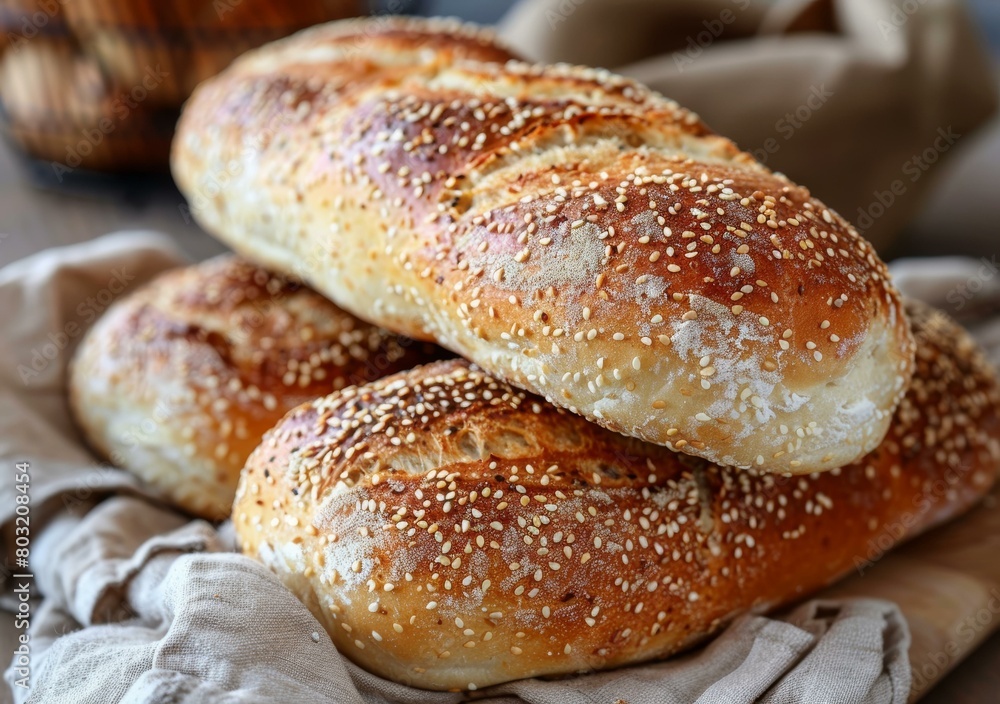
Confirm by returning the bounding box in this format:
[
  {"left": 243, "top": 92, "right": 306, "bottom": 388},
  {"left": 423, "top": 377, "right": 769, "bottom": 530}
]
[
  {"left": 234, "top": 299, "right": 999, "bottom": 691},
  {"left": 69, "top": 254, "right": 443, "bottom": 520},
  {"left": 173, "top": 16, "right": 915, "bottom": 473}
]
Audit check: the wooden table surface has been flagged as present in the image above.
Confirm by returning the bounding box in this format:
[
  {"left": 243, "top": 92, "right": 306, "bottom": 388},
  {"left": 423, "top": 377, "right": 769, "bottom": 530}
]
[{"left": 3, "top": 70, "right": 1000, "bottom": 700}]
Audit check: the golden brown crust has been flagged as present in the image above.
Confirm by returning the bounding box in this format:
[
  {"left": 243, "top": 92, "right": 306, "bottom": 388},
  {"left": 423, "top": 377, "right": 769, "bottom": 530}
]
[
  {"left": 69, "top": 254, "right": 443, "bottom": 520},
  {"left": 174, "top": 17, "right": 914, "bottom": 473},
  {"left": 234, "top": 299, "right": 999, "bottom": 691}
]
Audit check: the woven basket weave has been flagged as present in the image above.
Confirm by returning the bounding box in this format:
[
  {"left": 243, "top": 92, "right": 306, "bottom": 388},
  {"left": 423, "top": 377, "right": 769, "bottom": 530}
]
[{"left": 0, "top": 0, "right": 361, "bottom": 172}]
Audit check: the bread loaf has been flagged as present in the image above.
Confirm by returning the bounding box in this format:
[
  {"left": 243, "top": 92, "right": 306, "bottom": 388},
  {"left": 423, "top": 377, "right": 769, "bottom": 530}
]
[
  {"left": 233, "top": 300, "right": 1000, "bottom": 690},
  {"left": 69, "top": 255, "right": 443, "bottom": 520},
  {"left": 174, "top": 17, "right": 914, "bottom": 473}
]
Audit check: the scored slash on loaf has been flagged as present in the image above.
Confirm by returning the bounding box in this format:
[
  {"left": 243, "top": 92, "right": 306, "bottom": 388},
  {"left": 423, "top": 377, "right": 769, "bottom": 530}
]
[
  {"left": 172, "top": 17, "right": 915, "bottom": 473},
  {"left": 233, "top": 300, "right": 1000, "bottom": 691}
]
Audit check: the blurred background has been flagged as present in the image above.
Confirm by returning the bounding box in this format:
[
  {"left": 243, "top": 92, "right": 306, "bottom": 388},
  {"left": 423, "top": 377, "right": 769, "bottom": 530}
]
[{"left": 0, "top": 0, "right": 998, "bottom": 701}]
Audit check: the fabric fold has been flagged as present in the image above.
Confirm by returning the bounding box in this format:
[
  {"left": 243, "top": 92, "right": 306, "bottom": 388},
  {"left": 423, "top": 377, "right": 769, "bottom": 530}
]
[{"left": 498, "top": 0, "right": 998, "bottom": 251}]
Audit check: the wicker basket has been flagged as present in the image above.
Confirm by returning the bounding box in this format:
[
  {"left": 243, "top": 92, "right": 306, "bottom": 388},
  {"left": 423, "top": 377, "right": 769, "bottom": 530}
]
[
  {"left": 0, "top": 36, "right": 174, "bottom": 172},
  {"left": 0, "top": 0, "right": 361, "bottom": 172},
  {"left": 63, "top": 0, "right": 362, "bottom": 106},
  {"left": 0, "top": 0, "right": 71, "bottom": 53}
]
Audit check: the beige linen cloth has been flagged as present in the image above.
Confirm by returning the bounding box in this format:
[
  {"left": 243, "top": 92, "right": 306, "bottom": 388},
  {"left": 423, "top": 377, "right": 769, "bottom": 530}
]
[
  {"left": 0, "top": 232, "right": 938, "bottom": 704},
  {"left": 499, "top": 0, "right": 998, "bottom": 253},
  {"left": 2, "top": 235, "right": 998, "bottom": 704}
]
